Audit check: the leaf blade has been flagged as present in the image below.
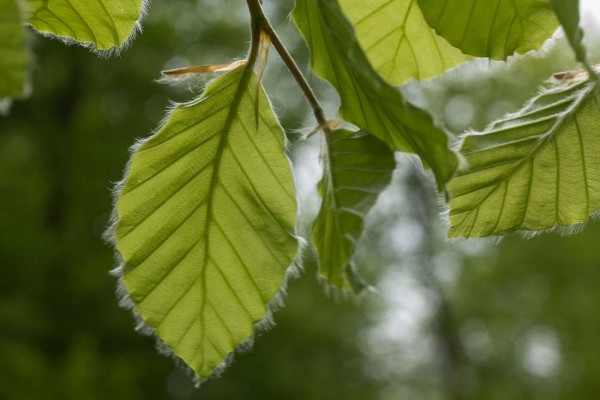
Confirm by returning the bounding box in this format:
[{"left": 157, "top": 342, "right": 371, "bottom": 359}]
[
  {"left": 448, "top": 75, "right": 600, "bottom": 237},
  {"left": 313, "top": 130, "right": 395, "bottom": 291},
  {"left": 293, "top": 0, "right": 457, "bottom": 188},
  {"left": 113, "top": 66, "right": 297, "bottom": 380},
  {"left": 26, "top": 0, "right": 144, "bottom": 50},
  {"left": 339, "top": 0, "right": 470, "bottom": 84},
  {"left": 417, "top": 0, "right": 559, "bottom": 59}
]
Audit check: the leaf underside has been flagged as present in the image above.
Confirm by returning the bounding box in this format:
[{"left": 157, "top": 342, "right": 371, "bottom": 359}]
[
  {"left": 0, "top": 0, "right": 28, "bottom": 98},
  {"left": 313, "top": 130, "right": 395, "bottom": 291},
  {"left": 26, "top": 0, "right": 143, "bottom": 50},
  {"left": 417, "top": 0, "right": 559, "bottom": 59},
  {"left": 339, "top": 0, "right": 470, "bottom": 85},
  {"left": 293, "top": 0, "right": 457, "bottom": 189},
  {"left": 449, "top": 76, "right": 600, "bottom": 238},
  {"left": 114, "top": 66, "right": 297, "bottom": 380}
]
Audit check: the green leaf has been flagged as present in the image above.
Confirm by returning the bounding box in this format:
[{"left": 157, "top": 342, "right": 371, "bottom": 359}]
[
  {"left": 448, "top": 75, "right": 600, "bottom": 238},
  {"left": 550, "top": 0, "right": 597, "bottom": 81},
  {"left": 26, "top": 0, "right": 144, "bottom": 51},
  {"left": 339, "top": 0, "right": 470, "bottom": 84},
  {"left": 0, "top": 0, "right": 28, "bottom": 99},
  {"left": 416, "top": 0, "right": 559, "bottom": 59},
  {"left": 112, "top": 66, "right": 297, "bottom": 380},
  {"left": 313, "top": 130, "right": 395, "bottom": 291},
  {"left": 293, "top": 0, "right": 457, "bottom": 189}
]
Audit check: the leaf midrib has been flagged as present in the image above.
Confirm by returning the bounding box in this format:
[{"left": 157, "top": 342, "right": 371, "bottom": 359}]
[
  {"left": 451, "top": 82, "right": 595, "bottom": 222},
  {"left": 199, "top": 66, "right": 254, "bottom": 370}
]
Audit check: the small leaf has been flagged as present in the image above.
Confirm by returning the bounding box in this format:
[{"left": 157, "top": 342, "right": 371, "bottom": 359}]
[
  {"left": 550, "top": 0, "right": 597, "bottom": 81},
  {"left": 293, "top": 0, "right": 457, "bottom": 189},
  {"left": 26, "top": 0, "right": 144, "bottom": 51},
  {"left": 0, "top": 0, "right": 28, "bottom": 99},
  {"left": 339, "top": 0, "right": 470, "bottom": 84},
  {"left": 313, "top": 130, "right": 395, "bottom": 291},
  {"left": 417, "top": 0, "right": 559, "bottom": 59},
  {"left": 449, "top": 75, "right": 600, "bottom": 238},
  {"left": 112, "top": 66, "right": 297, "bottom": 380}
]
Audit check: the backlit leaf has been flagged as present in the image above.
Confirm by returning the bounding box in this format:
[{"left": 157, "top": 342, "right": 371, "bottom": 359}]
[
  {"left": 339, "top": 0, "right": 470, "bottom": 84},
  {"left": 111, "top": 66, "right": 297, "bottom": 380},
  {"left": 449, "top": 74, "right": 600, "bottom": 237},
  {"left": 313, "top": 130, "right": 395, "bottom": 291},
  {"left": 293, "top": 0, "right": 457, "bottom": 189},
  {"left": 26, "top": 0, "right": 144, "bottom": 51},
  {"left": 417, "top": 0, "right": 559, "bottom": 59}
]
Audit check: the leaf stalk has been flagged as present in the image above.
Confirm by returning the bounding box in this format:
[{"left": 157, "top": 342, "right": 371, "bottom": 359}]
[{"left": 246, "top": 0, "right": 329, "bottom": 130}]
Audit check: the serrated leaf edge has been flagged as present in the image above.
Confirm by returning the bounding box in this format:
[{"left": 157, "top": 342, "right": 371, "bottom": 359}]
[
  {"left": 104, "top": 66, "right": 304, "bottom": 385},
  {"left": 448, "top": 77, "right": 599, "bottom": 238},
  {"left": 26, "top": 0, "right": 149, "bottom": 56}
]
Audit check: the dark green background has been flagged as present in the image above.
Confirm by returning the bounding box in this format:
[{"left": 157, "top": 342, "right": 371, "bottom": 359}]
[{"left": 2, "top": 1, "right": 600, "bottom": 399}]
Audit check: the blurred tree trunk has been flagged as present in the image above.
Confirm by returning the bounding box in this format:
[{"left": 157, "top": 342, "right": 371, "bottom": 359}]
[{"left": 405, "top": 166, "right": 467, "bottom": 400}]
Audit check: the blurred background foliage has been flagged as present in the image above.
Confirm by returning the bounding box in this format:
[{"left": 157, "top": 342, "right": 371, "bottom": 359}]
[{"left": 2, "top": 0, "right": 600, "bottom": 399}]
